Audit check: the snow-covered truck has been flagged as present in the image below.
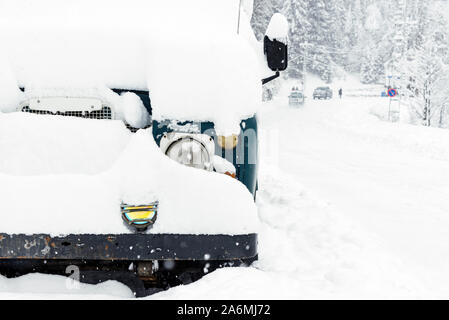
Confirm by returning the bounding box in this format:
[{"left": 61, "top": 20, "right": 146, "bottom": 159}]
[{"left": 0, "top": 0, "right": 287, "bottom": 296}]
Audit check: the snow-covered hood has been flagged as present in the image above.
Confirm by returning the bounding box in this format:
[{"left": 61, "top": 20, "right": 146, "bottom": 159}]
[
  {"left": 0, "top": 112, "right": 259, "bottom": 235},
  {"left": 0, "top": 0, "right": 262, "bottom": 135}
]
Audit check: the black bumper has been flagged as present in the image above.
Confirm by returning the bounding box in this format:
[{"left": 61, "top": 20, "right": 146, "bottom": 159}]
[{"left": 0, "top": 233, "right": 257, "bottom": 261}]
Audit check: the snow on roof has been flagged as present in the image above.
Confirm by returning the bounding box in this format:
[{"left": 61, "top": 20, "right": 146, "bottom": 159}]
[{"left": 0, "top": 0, "right": 262, "bottom": 134}]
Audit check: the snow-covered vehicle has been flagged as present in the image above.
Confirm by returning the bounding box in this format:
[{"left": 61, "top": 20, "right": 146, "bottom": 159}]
[
  {"left": 289, "top": 88, "right": 305, "bottom": 106},
  {"left": 0, "top": 0, "right": 287, "bottom": 296},
  {"left": 313, "top": 87, "right": 333, "bottom": 100}
]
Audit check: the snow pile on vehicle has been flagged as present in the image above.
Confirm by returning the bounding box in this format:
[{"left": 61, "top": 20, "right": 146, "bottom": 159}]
[
  {"left": 212, "top": 155, "right": 236, "bottom": 175},
  {"left": 147, "top": 36, "right": 261, "bottom": 135},
  {"left": 22, "top": 86, "right": 151, "bottom": 129},
  {"left": 0, "top": 0, "right": 262, "bottom": 135},
  {"left": 0, "top": 114, "right": 258, "bottom": 235},
  {"left": 265, "top": 13, "right": 289, "bottom": 41},
  {"left": 107, "top": 131, "right": 258, "bottom": 235},
  {"left": 0, "top": 112, "right": 132, "bottom": 175},
  {"left": 119, "top": 92, "right": 150, "bottom": 128}
]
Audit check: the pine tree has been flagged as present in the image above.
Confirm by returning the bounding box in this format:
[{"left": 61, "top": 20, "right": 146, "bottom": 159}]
[
  {"left": 281, "top": 0, "right": 308, "bottom": 79},
  {"left": 400, "top": 5, "right": 449, "bottom": 127},
  {"left": 249, "top": 0, "right": 449, "bottom": 95},
  {"left": 306, "top": 0, "right": 331, "bottom": 79},
  {"left": 360, "top": 55, "right": 375, "bottom": 84}
]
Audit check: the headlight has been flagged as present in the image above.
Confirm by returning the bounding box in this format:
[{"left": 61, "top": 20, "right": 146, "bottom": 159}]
[
  {"left": 217, "top": 134, "right": 238, "bottom": 149},
  {"left": 121, "top": 202, "right": 158, "bottom": 231},
  {"left": 160, "top": 133, "right": 215, "bottom": 171}
]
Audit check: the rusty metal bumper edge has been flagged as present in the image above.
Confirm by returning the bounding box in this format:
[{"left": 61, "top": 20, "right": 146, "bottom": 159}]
[{"left": 0, "top": 233, "right": 257, "bottom": 261}]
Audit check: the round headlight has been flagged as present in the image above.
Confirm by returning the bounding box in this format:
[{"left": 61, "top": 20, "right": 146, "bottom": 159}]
[
  {"left": 217, "top": 134, "right": 238, "bottom": 149},
  {"left": 165, "top": 136, "right": 213, "bottom": 171}
]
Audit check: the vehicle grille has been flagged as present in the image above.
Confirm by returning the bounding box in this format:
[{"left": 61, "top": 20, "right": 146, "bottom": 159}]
[
  {"left": 21, "top": 105, "right": 113, "bottom": 120},
  {"left": 21, "top": 105, "right": 144, "bottom": 132}
]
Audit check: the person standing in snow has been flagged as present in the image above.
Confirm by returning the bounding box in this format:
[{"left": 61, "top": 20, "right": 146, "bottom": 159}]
[{"left": 338, "top": 88, "right": 343, "bottom": 99}]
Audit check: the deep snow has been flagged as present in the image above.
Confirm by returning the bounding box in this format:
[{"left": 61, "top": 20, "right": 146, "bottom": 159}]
[{"left": 4, "top": 79, "right": 449, "bottom": 298}]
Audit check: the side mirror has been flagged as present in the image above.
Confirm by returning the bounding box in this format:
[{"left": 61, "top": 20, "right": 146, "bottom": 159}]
[{"left": 263, "top": 13, "right": 288, "bottom": 72}]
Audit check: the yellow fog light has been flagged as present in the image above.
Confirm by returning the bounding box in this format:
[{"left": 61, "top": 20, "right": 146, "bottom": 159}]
[
  {"left": 121, "top": 202, "right": 158, "bottom": 231},
  {"left": 217, "top": 134, "right": 238, "bottom": 149}
]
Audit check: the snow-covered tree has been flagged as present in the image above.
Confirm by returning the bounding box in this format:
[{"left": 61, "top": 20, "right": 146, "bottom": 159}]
[
  {"left": 360, "top": 54, "right": 377, "bottom": 84},
  {"left": 281, "top": 0, "right": 308, "bottom": 79},
  {"left": 249, "top": 0, "right": 449, "bottom": 100},
  {"left": 402, "top": 48, "right": 449, "bottom": 126},
  {"left": 251, "top": 0, "right": 284, "bottom": 40},
  {"left": 396, "top": 2, "right": 449, "bottom": 127}
]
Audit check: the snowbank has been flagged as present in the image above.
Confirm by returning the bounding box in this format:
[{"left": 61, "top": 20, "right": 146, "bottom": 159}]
[
  {"left": 0, "top": 0, "right": 262, "bottom": 135},
  {"left": 150, "top": 166, "right": 420, "bottom": 300}
]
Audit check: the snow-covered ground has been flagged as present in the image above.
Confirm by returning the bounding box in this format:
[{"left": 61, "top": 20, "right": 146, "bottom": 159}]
[{"left": 3, "top": 79, "right": 449, "bottom": 299}]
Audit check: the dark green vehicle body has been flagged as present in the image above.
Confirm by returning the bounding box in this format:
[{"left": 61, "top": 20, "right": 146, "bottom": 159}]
[
  {"left": 114, "top": 88, "right": 258, "bottom": 196},
  {"left": 152, "top": 116, "right": 258, "bottom": 197}
]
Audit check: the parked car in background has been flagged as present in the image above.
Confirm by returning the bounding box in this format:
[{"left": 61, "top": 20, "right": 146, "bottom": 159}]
[
  {"left": 313, "top": 86, "right": 333, "bottom": 100},
  {"left": 289, "top": 87, "right": 304, "bottom": 106}
]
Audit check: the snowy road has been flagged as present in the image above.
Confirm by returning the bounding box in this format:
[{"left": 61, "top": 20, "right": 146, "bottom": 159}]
[
  {"left": 257, "top": 95, "right": 449, "bottom": 298},
  {"left": 3, "top": 93, "right": 449, "bottom": 298}
]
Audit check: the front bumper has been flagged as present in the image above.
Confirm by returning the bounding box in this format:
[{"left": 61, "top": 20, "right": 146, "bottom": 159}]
[{"left": 0, "top": 233, "right": 257, "bottom": 261}]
